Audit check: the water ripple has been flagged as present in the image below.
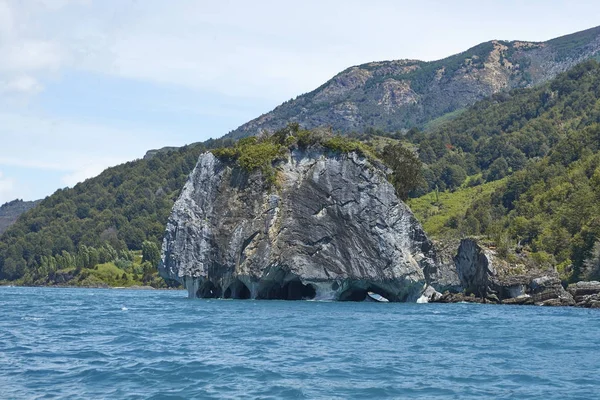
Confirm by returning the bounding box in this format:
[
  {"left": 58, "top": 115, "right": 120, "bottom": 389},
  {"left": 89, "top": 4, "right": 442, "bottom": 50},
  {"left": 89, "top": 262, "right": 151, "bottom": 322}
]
[{"left": 0, "top": 287, "right": 599, "bottom": 399}]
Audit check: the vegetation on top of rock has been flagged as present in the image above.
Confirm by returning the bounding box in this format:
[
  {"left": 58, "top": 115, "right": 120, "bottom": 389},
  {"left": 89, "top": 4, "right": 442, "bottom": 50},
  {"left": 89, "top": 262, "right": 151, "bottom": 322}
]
[
  {"left": 213, "top": 123, "right": 375, "bottom": 163},
  {"left": 211, "top": 123, "right": 421, "bottom": 199}
]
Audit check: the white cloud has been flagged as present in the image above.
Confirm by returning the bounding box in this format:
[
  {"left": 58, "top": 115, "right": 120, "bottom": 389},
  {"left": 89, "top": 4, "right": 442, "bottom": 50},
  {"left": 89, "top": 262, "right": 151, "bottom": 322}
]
[
  {"left": 0, "top": 111, "right": 165, "bottom": 188},
  {"left": 0, "top": 171, "right": 16, "bottom": 204},
  {"left": 0, "top": 0, "right": 66, "bottom": 102},
  {"left": 0, "top": 39, "right": 63, "bottom": 72},
  {"left": 0, "top": 75, "right": 43, "bottom": 95}
]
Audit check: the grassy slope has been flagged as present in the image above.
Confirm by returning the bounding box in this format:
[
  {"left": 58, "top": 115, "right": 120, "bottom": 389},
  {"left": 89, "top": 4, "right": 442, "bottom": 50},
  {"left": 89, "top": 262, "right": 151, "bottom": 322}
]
[{"left": 408, "top": 178, "right": 505, "bottom": 238}]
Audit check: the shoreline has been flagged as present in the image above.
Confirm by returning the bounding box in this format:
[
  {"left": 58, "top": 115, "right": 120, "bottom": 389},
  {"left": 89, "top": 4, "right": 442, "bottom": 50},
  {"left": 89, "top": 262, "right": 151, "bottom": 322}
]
[
  {"left": 0, "top": 283, "right": 185, "bottom": 291},
  {"left": 1, "top": 283, "right": 598, "bottom": 308}
]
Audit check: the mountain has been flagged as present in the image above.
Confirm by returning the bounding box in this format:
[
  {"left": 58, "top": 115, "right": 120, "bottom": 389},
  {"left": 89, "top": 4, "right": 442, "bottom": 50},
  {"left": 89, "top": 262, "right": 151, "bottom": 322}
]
[
  {"left": 227, "top": 25, "right": 600, "bottom": 139},
  {"left": 0, "top": 199, "right": 41, "bottom": 235}
]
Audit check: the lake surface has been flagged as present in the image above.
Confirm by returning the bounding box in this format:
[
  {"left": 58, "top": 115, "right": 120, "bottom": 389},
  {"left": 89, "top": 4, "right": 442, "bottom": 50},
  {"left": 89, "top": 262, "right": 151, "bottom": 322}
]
[{"left": 1, "top": 286, "right": 599, "bottom": 399}]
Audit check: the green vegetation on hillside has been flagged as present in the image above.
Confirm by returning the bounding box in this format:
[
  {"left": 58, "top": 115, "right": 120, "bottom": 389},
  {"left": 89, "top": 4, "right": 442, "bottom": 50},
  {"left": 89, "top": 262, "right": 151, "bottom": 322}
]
[
  {"left": 408, "top": 178, "right": 506, "bottom": 237},
  {"left": 0, "top": 139, "right": 235, "bottom": 285},
  {"left": 411, "top": 61, "right": 600, "bottom": 282},
  {"left": 0, "top": 242, "right": 164, "bottom": 288},
  {"left": 409, "top": 60, "right": 600, "bottom": 194},
  {"left": 547, "top": 25, "right": 600, "bottom": 60}
]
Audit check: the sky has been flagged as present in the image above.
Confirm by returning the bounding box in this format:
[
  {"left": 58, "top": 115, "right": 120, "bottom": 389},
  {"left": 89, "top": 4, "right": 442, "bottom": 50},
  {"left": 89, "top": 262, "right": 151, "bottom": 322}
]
[{"left": 1, "top": 0, "right": 600, "bottom": 203}]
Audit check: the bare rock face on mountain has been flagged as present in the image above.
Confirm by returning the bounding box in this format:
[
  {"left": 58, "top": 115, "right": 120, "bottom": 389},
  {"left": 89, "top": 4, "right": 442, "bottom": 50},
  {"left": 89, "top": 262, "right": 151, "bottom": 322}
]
[
  {"left": 0, "top": 199, "right": 40, "bottom": 235},
  {"left": 159, "top": 150, "right": 458, "bottom": 302},
  {"left": 227, "top": 26, "right": 600, "bottom": 139}
]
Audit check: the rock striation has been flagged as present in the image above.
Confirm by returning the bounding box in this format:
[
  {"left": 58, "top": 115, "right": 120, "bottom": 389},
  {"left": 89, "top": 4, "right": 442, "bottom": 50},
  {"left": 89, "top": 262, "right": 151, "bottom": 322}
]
[
  {"left": 159, "top": 151, "right": 597, "bottom": 307},
  {"left": 159, "top": 149, "right": 458, "bottom": 301}
]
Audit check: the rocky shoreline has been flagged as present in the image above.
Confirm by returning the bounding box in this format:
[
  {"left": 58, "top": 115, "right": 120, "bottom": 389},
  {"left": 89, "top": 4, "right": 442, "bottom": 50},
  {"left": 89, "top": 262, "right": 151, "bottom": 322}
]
[
  {"left": 0, "top": 283, "right": 183, "bottom": 290},
  {"left": 431, "top": 239, "right": 600, "bottom": 308},
  {"left": 431, "top": 282, "right": 600, "bottom": 308}
]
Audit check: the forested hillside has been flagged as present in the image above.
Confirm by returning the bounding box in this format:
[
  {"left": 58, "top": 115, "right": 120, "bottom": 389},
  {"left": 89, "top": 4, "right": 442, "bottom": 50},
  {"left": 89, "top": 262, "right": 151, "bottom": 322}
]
[
  {"left": 0, "top": 139, "right": 234, "bottom": 285},
  {"left": 409, "top": 59, "right": 600, "bottom": 193},
  {"left": 409, "top": 60, "right": 600, "bottom": 282}
]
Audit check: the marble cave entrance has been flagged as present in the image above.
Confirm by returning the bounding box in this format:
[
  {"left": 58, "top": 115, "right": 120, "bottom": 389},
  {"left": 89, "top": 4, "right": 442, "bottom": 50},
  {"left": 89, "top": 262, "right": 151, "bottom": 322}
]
[
  {"left": 257, "top": 278, "right": 316, "bottom": 300},
  {"left": 223, "top": 279, "right": 251, "bottom": 299},
  {"left": 338, "top": 284, "right": 393, "bottom": 302},
  {"left": 196, "top": 280, "right": 222, "bottom": 299}
]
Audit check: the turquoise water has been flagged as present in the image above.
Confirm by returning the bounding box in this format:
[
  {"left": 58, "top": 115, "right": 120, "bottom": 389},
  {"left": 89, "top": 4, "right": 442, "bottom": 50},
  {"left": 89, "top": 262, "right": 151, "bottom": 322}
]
[{"left": 1, "top": 287, "right": 599, "bottom": 399}]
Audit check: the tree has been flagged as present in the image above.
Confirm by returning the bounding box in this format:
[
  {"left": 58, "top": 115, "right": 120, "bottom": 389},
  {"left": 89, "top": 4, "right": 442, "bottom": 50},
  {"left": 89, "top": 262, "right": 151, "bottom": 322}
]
[
  {"left": 141, "top": 261, "right": 155, "bottom": 284},
  {"left": 142, "top": 241, "right": 161, "bottom": 266},
  {"left": 486, "top": 157, "right": 509, "bottom": 182},
  {"left": 582, "top": 240, "right": 600, "bottom": 280},
  {"left": 440, "top": 164, "right": 466, "bottom": 190},
  {"left": 381, "top": 144, "right": 423, "bottom": 201}
]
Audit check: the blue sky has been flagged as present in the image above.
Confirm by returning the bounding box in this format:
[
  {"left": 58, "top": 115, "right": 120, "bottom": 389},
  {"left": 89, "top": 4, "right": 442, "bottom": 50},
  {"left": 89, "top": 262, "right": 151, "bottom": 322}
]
[{"left": 1, "top": 0, "right": 600, "bottom": 203}]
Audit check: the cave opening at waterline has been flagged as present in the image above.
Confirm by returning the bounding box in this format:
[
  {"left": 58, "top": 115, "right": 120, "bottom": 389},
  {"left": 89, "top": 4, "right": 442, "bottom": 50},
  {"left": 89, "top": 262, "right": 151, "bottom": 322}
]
[
  {"left": 282, "top": 279, "right": 316, "bottom": 300},
  {"left": 223, "top": 279, "right": 251, "bottom": 299},
  {"left": 256, "top": 278, "right": 316, "bottom": 300},
  {"left": 338, "top": 284, "right": 393, "bottom": 302},
  {"left": 196, "top": 281, "right": 222, "bottom": 299}
]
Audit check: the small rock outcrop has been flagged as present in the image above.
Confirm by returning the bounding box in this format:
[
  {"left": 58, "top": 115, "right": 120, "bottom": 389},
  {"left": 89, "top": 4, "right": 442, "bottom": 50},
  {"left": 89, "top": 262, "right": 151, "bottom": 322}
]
[
  {"left": 453, "top": 239, "right": 496, "bottom": 298},
  {"left": 159, "top": 149, "right": 458, "bottom": 301},
  {"left": 567, "top": 281, "right": 600, "bottom": 308},
  {"left": 433, "top": 239, "right": 575, "bottom": 306}
]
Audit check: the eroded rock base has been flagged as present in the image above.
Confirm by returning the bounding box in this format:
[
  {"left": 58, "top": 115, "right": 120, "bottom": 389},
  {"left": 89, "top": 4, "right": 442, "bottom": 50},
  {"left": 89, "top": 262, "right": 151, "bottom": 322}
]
[{"left": 182, "top": 274, "right": 431, "bottom": 302}]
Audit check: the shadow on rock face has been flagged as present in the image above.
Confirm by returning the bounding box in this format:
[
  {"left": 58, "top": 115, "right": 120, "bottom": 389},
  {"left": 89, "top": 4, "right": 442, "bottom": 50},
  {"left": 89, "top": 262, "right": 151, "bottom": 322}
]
[
  {"left": 256, "top": 277, "right": 316, "bottom": 300},
  {"left": 224, "top": 279, "right": 251, "bottom": 299},
  {"left": 197, "top": 280, "right": 222, "bottom": 298},
  {"left": 338, "top": 282, "right": 396, "bottom": 302}
]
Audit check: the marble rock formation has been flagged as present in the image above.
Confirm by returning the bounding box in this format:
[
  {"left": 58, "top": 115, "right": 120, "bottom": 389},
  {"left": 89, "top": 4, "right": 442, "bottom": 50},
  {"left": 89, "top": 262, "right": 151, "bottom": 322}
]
[{"left": 159, "top": 149, "right": 458, "bottom": 301}]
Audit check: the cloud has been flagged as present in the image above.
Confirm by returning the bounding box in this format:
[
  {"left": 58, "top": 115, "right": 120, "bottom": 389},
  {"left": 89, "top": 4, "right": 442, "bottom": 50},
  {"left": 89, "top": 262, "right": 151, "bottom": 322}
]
[
  {"left": 0, "top": 171, "right": 16, "bottom": 204},
  {"left": 0, "top": 111, "right": 165, "bottom": 186},
  {"left": 0, "top": 39, "right": 63, "bottom": 72},
  {"left": 0, "top": 75, "right": 43, "bottom": 95},
  {"left": 0, "top": 1, "right": 66, "bottom": 102}
]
